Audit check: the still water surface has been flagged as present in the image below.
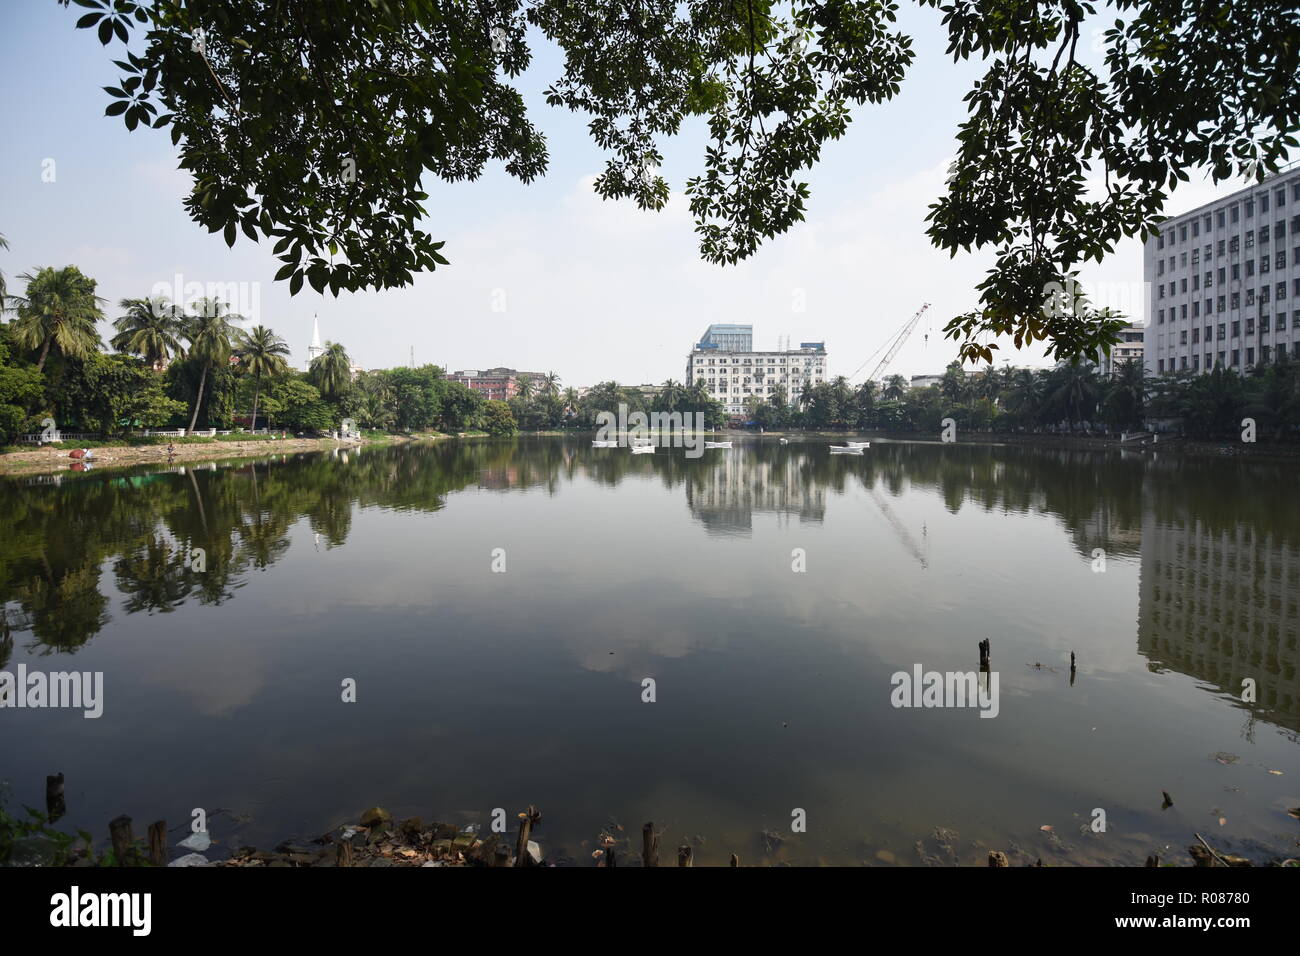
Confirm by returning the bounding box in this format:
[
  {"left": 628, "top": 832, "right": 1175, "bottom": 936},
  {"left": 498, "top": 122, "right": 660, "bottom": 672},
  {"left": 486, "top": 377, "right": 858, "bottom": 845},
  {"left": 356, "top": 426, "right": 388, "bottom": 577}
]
[{"left": 2, "top": 438, "right": 1297, "bottom": 865}]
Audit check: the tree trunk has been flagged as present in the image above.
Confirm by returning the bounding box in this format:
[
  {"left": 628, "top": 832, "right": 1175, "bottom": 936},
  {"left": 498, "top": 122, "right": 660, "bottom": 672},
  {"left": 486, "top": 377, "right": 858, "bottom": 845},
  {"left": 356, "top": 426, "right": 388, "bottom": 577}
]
[
  {"left": 188, "top": 363, "right": 208, "bottom": 432},
  {"left": 36, "top": 337, "right": 51, "bottom": 373},
  {"left": 251, "top": 376, "right": 261, "bottom": 432}
]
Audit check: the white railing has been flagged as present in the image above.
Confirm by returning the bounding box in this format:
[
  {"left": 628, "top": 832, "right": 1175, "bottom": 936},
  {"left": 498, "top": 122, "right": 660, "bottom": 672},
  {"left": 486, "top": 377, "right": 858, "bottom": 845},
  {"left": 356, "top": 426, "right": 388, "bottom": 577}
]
[{"left": 18, "top": 431, "right": 98, "bottom": 444}]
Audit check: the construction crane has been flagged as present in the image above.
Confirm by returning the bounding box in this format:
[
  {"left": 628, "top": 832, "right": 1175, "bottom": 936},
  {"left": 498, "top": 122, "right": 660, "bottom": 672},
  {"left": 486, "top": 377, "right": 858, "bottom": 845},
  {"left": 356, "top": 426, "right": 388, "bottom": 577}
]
[{"left": 848, "top": 302, "right": 931, "bottom": 384}]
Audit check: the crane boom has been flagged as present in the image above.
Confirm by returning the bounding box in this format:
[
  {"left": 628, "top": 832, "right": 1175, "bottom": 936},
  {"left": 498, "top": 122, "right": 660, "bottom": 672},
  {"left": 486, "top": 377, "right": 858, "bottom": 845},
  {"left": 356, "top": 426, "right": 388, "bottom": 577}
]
[{"left": 867, "top": 303, "right": 929, "bottom": 382}]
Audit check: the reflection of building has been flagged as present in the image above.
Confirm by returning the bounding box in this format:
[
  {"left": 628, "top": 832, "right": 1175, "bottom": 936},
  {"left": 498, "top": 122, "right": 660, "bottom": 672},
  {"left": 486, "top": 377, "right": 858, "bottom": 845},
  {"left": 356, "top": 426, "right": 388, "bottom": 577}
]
[
  {"left": 1137, "top": 508, "right": 1300, "bottom": 733},
  {"left": 1144, "top": 166, "right": 1300, "bottom": 376},
  {"left": 686, "top": 453, "right": 825, "bottom": 535},
  {"left": 686, "top": 326, "right": 827, "bottom": 417}
]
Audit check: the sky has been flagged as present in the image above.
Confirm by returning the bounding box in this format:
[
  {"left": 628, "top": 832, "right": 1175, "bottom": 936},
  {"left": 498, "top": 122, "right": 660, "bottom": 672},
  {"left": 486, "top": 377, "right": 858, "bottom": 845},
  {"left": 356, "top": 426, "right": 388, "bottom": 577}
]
[{"left": 0, "top": 2, "right": 1243, "bottom": 386}]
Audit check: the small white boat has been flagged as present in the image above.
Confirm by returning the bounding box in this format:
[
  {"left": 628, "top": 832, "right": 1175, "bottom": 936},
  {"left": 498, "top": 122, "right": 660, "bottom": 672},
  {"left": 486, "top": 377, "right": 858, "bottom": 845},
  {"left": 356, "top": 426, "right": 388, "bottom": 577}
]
[
  {"left": 630, "top": 444, "right": 655, "bottom": 455},
  {"left": 829, "top": 445, "right": 865, "bottom": 454},
  {"left": 846, "top": 441, "right": 871, "bottom": 449},
  {"left": 592, "top": 440, "right": 618, "bottom": 448},
  {"left": 703, "top": 441, "right": 732, "bottom": 449},
  {"left": 778, "top": 438, "right": 789, "bottom": 445}
]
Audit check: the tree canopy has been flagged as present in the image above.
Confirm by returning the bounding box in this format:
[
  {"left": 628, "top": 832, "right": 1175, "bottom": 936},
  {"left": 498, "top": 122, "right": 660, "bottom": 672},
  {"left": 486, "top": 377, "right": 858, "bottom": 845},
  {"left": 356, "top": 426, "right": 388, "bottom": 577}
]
[{"left": 65, "top": 0, "right": 1300, "bottom": 362}]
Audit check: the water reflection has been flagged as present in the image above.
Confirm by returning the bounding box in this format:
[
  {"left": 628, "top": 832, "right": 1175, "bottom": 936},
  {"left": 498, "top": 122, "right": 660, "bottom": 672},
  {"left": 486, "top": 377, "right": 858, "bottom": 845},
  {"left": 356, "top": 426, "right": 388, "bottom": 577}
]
[{"left": 2, "top": 438, "right": 1297, "bottom": 863}]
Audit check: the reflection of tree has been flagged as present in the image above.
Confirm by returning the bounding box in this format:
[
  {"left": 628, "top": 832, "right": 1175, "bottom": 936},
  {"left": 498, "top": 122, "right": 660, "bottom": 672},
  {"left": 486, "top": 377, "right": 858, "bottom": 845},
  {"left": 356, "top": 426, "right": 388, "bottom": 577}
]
[
  {"left": 15, "top": 565, "right": 110, "bottom": 655},
  {"left": 1, "top": 437, "right": 1296, "bottom": 666},
  {"left": 113, "top": 535, "right": 192, "bottom": 614}
]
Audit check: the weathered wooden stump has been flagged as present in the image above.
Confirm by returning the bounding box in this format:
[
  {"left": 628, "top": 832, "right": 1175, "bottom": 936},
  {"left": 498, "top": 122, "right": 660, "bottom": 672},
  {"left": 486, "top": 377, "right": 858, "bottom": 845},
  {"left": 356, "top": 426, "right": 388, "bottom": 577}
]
[
  {"left": 108, "top": 815, "right": 135, "bottom": 864},
  {"left": 45, "top": 773, "right": 65, "bottom": 824},
  {"left": 147, "top": 820, "right": 167, "bottom": 866},
  {"left": 642, "top": 822, "right": 659, "bottom": 868},
  {"left": 677, "top": 844, "right": 693, "bottom": 867}
]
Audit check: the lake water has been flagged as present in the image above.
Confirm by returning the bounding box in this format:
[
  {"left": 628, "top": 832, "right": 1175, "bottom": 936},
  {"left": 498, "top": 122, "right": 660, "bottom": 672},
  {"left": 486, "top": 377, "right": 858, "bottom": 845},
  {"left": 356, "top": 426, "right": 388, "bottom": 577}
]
[{"left": 2, "top": 438, "right": 1297, "bottom": 866}]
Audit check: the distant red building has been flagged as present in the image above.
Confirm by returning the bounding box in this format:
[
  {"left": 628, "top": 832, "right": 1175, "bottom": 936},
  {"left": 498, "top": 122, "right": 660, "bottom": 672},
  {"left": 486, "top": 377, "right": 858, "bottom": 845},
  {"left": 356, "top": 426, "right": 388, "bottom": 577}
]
[{"left": 447, "top": 367, "right": 546, "bottom": 401}]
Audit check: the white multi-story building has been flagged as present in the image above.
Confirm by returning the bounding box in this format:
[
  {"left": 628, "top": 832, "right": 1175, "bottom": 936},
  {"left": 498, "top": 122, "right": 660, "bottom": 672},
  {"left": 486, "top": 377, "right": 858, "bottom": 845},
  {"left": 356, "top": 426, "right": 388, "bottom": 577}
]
[
  {"left": 685, "top": 327, "right": 827, "bottom": 416},
  {"left": 1099, "top": 323, "right": 1146, "bottom": 376},
  {"left": 1145, "top": 168, "right": 1300, "bottom": 376}
]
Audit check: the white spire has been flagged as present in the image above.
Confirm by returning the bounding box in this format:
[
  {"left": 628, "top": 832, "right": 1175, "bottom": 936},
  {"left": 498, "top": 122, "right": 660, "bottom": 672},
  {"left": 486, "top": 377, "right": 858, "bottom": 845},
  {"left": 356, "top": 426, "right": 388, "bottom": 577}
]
[{"left": 306, "top": 313, "right": 324, "bottom": 371}]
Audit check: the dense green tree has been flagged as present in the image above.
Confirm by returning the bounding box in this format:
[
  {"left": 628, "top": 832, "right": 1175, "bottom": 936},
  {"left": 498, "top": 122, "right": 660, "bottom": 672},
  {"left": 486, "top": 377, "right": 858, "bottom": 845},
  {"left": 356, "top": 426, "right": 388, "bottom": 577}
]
[
  {"left": 264, "top": 376, "right": 334, "bottom": 433},
  {"left": 0, "top": 340, "right": 44, "bottom": 443},
  {"left": 481, "top": 399, "right": 518, "bottom": 436},
  {"left": 1101, "top": 358, "right": 1146, "bottom": 430}
]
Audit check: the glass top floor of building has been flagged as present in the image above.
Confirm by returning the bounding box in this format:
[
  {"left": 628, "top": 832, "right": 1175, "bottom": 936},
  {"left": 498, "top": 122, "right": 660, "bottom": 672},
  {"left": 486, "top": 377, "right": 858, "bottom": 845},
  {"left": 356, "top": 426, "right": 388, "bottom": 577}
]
[{"left": 696, "top": 324, "right": 753, "bottom": 351}]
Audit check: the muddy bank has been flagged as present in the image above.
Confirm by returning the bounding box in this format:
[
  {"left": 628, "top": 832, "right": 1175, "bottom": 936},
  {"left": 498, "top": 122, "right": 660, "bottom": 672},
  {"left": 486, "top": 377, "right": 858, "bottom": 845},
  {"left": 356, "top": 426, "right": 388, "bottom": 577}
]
[{"left": 0, "top": 434, "right": 447, "bottom": 477}]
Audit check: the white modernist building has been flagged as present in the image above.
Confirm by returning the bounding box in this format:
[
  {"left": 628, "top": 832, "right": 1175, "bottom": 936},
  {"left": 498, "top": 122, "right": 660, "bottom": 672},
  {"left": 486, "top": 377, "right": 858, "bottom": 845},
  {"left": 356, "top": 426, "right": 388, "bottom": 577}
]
[
  {"left": 1145, "top": 167, "right": 1300, "bottom": 376},
  {"left": 685, "top": 324, "right": 827, "bottom": 416}
]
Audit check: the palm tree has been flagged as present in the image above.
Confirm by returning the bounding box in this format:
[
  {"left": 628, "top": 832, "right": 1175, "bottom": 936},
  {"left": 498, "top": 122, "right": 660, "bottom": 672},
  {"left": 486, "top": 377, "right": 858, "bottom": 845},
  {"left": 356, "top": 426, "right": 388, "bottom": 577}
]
[
  {"left": 540, "top": 371, "right": 561, "bottom": 397},
  {"left": 883, "top": 374, "right": 908, "bottom": 400},
  {"left": 235, "top": 325, "right": 290, "bottom": 430},
  {"left": 514, "top": 374, "right": 534, "bottom": 404},
  {"left": 660, "top": 378, "right": 685, "bottom": 410},
  {"left": 355, "top": 372, "right": 395, "bottom": 429},
  {"left": 9, "top": 266, "right": 104, "bottom": 371},
  {"left": 1005, "top": 367, "right": 1046, "bottom": 426},
  {"left": 185, "top": 299, "right": 239, "bottom": 432},
  {"left": 1049, "top": 361, "right": 1100, "bottom": 430},
  {"left": 1101, "top": 358, "right": 1146, "bottom": 430},
  {"left": 112, "top": 297, "right": 186, "bottom": 370},
  {"left": 310, "top": 341, "right": 352, "bottom": 399},
  {"left": 562, "top": 386, "right": 580, "bottom": 417}
]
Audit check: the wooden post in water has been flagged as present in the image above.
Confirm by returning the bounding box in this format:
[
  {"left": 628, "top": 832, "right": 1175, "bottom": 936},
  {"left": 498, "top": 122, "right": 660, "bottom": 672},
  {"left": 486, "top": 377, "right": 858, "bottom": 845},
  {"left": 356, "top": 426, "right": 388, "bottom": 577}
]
[
  {"left": 514, "top": 805, "right": 540, "bottom": 868},
  {"left": 641, "top": 822, "right": 659, "bottom": 868},
  {"left": 1070, "top": 651, "right": 1077, "bottom": 686},
  {"left": 45, "top": 773, "right": 65, "bottom": 823},
  {"left": 677, "top": 844, "right": 693, "bottom": 867},
  {"left": 730, "top": 853, "right": 739, "bottom": 867},
  {"left": 109, "top": 815, "right": 135, "bottom": 864},
  {"left": 978, "top": 638, "right": 991, "bottom": 671},
  {"left": 147, "top": 821, "right": 167, "bottom": 866}
]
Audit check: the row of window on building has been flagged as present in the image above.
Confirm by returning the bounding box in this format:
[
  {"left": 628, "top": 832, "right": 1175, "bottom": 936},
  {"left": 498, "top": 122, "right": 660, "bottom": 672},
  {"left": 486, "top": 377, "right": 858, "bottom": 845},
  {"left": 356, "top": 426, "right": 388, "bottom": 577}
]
[
  {"left": 1158, "top": 241, "right": 1300, "bottom": 282},
  {"left": 1156, "top": 279, "right": 1300, "bottom": 319},
  {"left": 1156, "top": 182, "right": 1300, "bottom": 249},
  {"left": 1156, "top": 341, "right": 1293, "bottom": 374}
]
